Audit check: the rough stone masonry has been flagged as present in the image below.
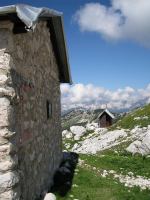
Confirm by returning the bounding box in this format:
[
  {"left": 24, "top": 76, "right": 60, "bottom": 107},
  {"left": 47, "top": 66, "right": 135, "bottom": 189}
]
[{"left": 0, "top": 17, "right": 67, "bottom": 200}]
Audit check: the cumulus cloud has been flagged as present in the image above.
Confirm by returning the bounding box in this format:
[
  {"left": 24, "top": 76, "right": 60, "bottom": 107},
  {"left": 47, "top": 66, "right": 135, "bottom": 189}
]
[
  {"left": 61, "top": 83, "right": 150, "bottom": 111},
  {"left": 74, "top": 0, "right": 150, "bottom": 47}
]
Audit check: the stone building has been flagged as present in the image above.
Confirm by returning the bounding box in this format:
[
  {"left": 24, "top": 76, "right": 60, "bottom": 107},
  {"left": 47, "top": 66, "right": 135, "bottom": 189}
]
[{"left": 0, "top": 4, "right": 71, "bottom": 200}]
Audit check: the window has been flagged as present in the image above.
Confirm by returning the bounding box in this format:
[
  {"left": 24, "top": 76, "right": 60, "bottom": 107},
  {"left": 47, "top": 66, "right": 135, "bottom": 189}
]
[{"left": 46, "top": 100, "right": 52, "bottom": 119}]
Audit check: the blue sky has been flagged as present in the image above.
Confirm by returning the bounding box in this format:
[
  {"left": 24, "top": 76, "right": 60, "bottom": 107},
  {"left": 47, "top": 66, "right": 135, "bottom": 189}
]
[
  {"left": 0, "top": 0, "right": 150, "bottom": 111},
  {"left": 0, "top": 0, "right": 150, "bottom": 90}
]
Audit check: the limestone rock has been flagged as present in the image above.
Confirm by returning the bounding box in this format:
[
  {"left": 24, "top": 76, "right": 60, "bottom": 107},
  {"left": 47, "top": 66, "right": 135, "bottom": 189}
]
[
  {"left": 0, "top": 52, "right": 11, "bottom": 73},
  {"left": 70, "top": 126, "right": 86, "bottom": 139},
  {"left": 126, "top": 141, "right": 142, "bottom": 155},
  {"left": 86, "top": 123, "right": 98, "bottom": 131},
  {"left": 0, "top": 190, "right": 12, "bottom": 200},
  {"left": 0, "top": 172, "right": 19, "bottom": 193},
  {"left": 0, "top": 143, "right": 18, "bottom": 155},
  {"left": 126, "top": 130, "right": 150, "bottom": 155},
  {"left": 0, "top": 186, "right": 20, "bottom": 200},
  {"left": 0, "top": 97, "right": 10, "bottom": 127},
  {"left": 0, "top": 157, "right": 18, "bottom": 173},
  {"left": 44, "top": 193, "right": 56, "bottom": 200},
  {"left": 74, "top": 135, "right": 81, "bottom": 141},
  {"left": 0, "top": 128, "right": 16, "bottom": 139},
  {"left": 0, "top": 75, "right": 8, "bottom": 86},
  {"left": 0, "top": 136, "right": 8, "bottom": 145},
  {"left": 0, "top": 87, "right": 15, "bottom": 97},
  {"left": 62, "top": 130, "right": 73, "bottom": 139},
  {"left": 72, "top": 129, "right": 127, "bottom": 154}
]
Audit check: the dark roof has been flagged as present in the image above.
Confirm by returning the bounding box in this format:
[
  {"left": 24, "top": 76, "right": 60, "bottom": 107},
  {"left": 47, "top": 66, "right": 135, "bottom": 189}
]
[{"left": 0, "top": 4, "right": 72, "bottom": 84}]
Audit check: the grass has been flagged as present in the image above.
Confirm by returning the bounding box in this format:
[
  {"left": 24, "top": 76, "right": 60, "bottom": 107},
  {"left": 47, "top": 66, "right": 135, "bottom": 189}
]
[
  {"left": 111, "top": 104, "right": 150, "bottom": 130},
  {"left": 62, "top": 138, "right": 77, "bottom": 150},
  {"left": 56, "top": 163, "right": 150, "bottom": 200},
  {"left": 109, "top": 140, "right": 132, "bottom": 151},
  {"left": 55, "top": 151, "right": 150, "bottom": 200},
  {"left": 79, "top": 130, "right": 95, "bottom": 141},
  {"left": 80, "top": 153, "right": 150, "bottom": 178}
]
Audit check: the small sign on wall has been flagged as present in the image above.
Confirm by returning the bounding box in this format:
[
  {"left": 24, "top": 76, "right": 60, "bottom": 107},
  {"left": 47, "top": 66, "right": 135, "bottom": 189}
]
[{"left": 46, "top": 100, "right": 52, "bottom": 119}]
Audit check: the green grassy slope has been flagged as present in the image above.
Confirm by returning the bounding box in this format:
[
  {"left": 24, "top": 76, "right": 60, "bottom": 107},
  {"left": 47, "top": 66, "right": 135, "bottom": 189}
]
[
  {"left": 56, "top": 168, "right": 150, "bottom": 200},
  {"left": 56, "top": 153, "right": 150, "bottom": 200},
  {"left": 112, "top": 104, "right": 150, "bottom": 130},
  {"left": 81, "top": 153, "right": 150, "bottom": 178}
]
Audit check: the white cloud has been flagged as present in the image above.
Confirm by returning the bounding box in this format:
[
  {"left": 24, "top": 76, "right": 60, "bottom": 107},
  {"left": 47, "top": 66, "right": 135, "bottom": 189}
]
[
  {"left": 61, "top": 83, "right": 150, "bottom": 111},
  {"left": 74, "top": 0, "right": 150, "bottom": 47}
]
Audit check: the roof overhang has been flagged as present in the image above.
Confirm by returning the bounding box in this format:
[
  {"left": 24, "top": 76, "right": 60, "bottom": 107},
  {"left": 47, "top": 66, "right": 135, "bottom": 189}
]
[{"left": 0, "top": 4, "right": 72, "bottom": 84}]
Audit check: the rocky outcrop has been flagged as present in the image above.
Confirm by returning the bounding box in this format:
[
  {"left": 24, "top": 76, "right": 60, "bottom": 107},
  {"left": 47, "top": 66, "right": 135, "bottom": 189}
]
[
  {"left": 126, "top": 130, "right": 150, "bottom": 155},
  {"left": 70, "top": 126, "right": 86, "bottom": 140},
  {"left": 72, "top": 129, "right": 127, "bottom": 154}
]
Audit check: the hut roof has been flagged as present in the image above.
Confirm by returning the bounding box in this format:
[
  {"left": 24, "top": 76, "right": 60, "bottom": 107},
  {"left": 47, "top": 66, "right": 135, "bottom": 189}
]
[{"left": 98, "top": 109, "right": 115, "bottom": 119}]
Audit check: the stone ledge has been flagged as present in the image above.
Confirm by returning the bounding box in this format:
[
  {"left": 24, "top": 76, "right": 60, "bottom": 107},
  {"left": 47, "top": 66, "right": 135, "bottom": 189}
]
[
  {"left": 0, "top": 87, "right": 15, "bottom": 98},
  {"left": 0, "top": 128, "right": 16, "bottom": 139},
  {"left": 0, "top": 156, "right": 18, "bottom": 174},
  {"left": 0, "top": 186, "right": 20, "bottom": 200},
  {"left": 0, "top": 171, "right": 19, "bottom": 194},
  {"left": 0, "top": 75, "right": 8, "bottom": 86}
]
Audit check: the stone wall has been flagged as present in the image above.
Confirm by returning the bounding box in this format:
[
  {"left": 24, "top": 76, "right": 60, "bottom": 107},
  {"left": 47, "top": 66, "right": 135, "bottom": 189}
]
[{"left": 0, "top": 21, "right": 62, "bottom": 200}]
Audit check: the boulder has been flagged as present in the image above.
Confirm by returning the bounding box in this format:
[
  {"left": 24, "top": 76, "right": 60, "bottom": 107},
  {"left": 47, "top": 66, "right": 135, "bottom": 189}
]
[
  {"left": 70, "top": 126, "right": 86, "bottom": 139},
  {"left": 130, "top": 126, "right": 147, "bottom": 140},
  {"left": 62, "top": 130, "right": 73, "bottom": 139},
  {"left": 44, "top": 193, "right": 56, "bottom": 200},
  {"left": 126, "top": 140, "right": 142, "bottom": 155},
  {"left": 66, "top": 132, "right": 73, "bottom": 139},
  {"left": 62, "top": 130, "right": 68, "bottom": 137},
  {"left": 74, "top": 135, "right": 80, "bottom": 141},
  {"left": 86, "top": 123, "right": 98, "bottom": 131},
  {"left": 126, "top": 131, "right": 150, "bottom": 155}
]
